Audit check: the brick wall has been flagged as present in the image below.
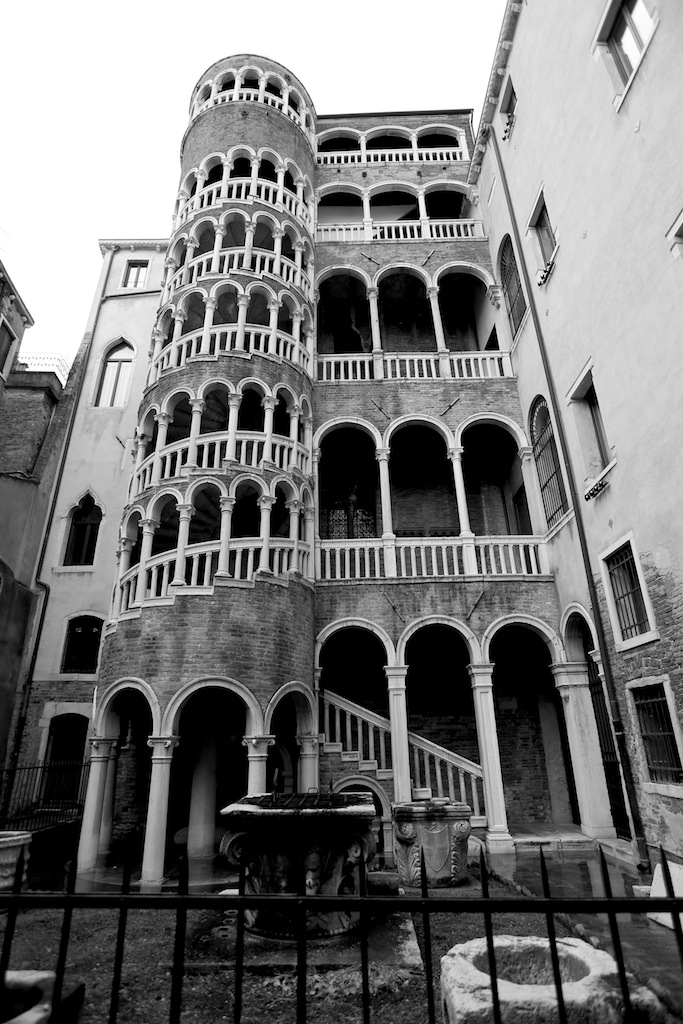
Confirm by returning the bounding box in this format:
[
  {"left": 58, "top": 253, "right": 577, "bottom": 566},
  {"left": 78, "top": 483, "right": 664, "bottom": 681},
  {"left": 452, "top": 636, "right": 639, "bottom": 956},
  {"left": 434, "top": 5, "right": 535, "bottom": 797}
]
[{"left": 0, "top": 371, "right": 62, "bottom": 474}]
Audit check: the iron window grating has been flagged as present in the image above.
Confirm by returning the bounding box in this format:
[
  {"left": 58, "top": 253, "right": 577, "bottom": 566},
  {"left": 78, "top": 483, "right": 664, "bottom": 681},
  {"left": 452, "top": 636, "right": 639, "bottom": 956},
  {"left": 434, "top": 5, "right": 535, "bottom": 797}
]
[
  {"left": 632, "top": 683, "right": 683, "bottom": 784},
  {"left": 531, "top": 398, "right": 569, "bottom": 528},
  {"left": 605, "top": 543, "right": 650, "bottom": 640}
]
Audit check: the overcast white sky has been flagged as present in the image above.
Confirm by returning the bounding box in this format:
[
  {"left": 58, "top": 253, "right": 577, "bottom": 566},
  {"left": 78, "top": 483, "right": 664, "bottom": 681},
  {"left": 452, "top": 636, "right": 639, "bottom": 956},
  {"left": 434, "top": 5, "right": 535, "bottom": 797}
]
[{"left": 0, "top": 0, "right": 507, "bottom": 362}]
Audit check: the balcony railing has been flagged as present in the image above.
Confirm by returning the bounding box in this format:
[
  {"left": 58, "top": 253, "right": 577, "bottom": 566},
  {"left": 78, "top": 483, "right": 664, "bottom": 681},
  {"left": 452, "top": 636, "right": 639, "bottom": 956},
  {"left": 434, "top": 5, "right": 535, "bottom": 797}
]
[
  {"left": 133, "top": 431, "right": 309, "bottom": 496},
  {"left": 192, "top": 87, "right": 315, "bottom": 144},
  {"left": 317, "top": 146, "right": 464, "bottom": 165},
  {"left": 118, "top": 538, "right": 311, "bottom": 612},
  {"left": 175, "top": 177, "right": 313, "bottom": 231},
  {"left": 317, "top": 535, "right": 549, "bottom": 582},
  {"left": 316, "top": 219, "right": 484, "bottom": 243},
  {"left": 316, "top": 351, "right": 513, "bottom": 382},
  {"left": 151, "top": 324, "right": 311, "bottom": 383},
  {"left": 168, "top": 247, "right": 313, "bottom": 301}
]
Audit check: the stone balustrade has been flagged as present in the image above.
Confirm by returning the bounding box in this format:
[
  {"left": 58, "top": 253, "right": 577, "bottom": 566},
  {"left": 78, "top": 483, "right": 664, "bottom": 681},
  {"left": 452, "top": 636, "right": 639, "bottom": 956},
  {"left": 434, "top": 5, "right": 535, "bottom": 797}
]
[
  {"left": 315, "top": 219, "right": 484, "bottom": 243},
  {"left": 316, "top": 350, "right": 513, "bottom": 382},
  {"left": 317, "top": 146, "right": 464, "bottom": 165},
  {"left": 168, "top": 247, "right": 313, "bottom": 301},
  {"left": 175, "top": 178, "right": 313, "bottom": 231},
  {"left": 192, "top": 87, "right": 315, "bottom": 145},
  {"left": 151, "top": 324, "right": 311, "bottom": 382}
]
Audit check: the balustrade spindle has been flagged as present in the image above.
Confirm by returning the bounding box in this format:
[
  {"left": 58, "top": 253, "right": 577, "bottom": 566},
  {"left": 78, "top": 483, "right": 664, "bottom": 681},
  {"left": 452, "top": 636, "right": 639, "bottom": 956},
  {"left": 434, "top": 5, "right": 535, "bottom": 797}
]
[
  {"left": 458, "top": 768, "right": 467, "bottom": 803},
  {"left": 150, "top": 566, "right": 159, "bottom": 596},
  {"left": 345, "top": 712, "right": 352, "bottom": 752},
  {"left": 190, "top": 555, "right": 200, "bottom": 586},
  {"left": 324, "top": 701, "right": 331, "bottom": 740},
  {"left": 422, "top": 749, "right": 431, "bottom": 793},
  {"left": 412, "top": 746, "right": 421, "bottom": 789},
  {"left": 470, "top": 778, "right": 481, "bottom": 817},
  {"left": 334, "top": 706, "right": 341, "bottom": 744},
  {"left": 368, "top": 724, "right": 375, "bottom": 763},
  {"left": 379, "top": 730, "right": 387, "bottom": 770}
]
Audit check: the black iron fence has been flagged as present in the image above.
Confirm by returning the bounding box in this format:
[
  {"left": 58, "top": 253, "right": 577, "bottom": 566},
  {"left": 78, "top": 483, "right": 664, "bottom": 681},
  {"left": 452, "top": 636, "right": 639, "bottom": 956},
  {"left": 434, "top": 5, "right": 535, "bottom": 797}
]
[
  {"left": 1, "top": 849, "right": 682, "bottom": 1024},
  {"left": 0, "top": 762, "right": 90, "bottom": 832}
]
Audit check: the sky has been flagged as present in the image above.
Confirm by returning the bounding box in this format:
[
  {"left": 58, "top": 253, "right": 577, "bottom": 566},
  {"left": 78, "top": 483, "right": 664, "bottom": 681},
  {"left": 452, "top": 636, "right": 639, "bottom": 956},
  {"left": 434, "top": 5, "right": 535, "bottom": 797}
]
[{"left": 0, "top": 0, "right": 507, "bottom": 363}]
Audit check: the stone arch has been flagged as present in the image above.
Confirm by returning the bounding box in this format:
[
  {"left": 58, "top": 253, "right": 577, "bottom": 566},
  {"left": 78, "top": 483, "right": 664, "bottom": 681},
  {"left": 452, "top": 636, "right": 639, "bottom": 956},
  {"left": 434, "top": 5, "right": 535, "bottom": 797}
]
[
  {"left": 251, "top": 209, "right": 281, "bottom": 232},
  {"left": 454, "top": 412, "right": 528, "bottom": 450},
  {"left": 162, "top": 676, "right": 263, "bottom": 736},
  {"left": 383, "top": 414, "right": 455, "bottom": 450},
  {"left": 434, "top": 261, "right": 496, "bottom": 291},
  {"left": 268, "top": 474, "right": 299, "bottom": 501},
  {"left": 264, "top": 681, "right": 316, "bottom": 734},
  {"left": 313, "top": 416, "right": 382, "bottom": 450},
  {"left": 482, "top": 614, "right": 566, "bottom": 666},
  {"left": 226, "top": 144, "right": 256, "bottom": 165},
  {"left": 372, "top": 262, "right": 431, "bottom": 289},
  {"left": 185, "top": 476, "right": 228, "bottom": 503},
  {"left": 147, "top": 486, "right": 184, "bottom": 520},
  {"left": 236, "top": 376, "right": 271, "bottom": 399},
  {"left": 561, "top": 603, "right": 599, "bottom": 661},
  {"left": 95, "top": 677, "right": 162, "bottom": 736},
  {"left": 228, "top": 473, "right": 268, "bottom": 500},
  {"left": 188, "top": 216, "right": 219, "bottom": 245},
  {"left": 315, "top": 265, "right": 372, "bottom": 290},
  {"left": 196, "top": 376, "right": 237, "bottom": 400},
  {"left": 396, "top": 615, "right": 482, "bottom": 666},
  {"left": 317, "top": 126, "right": 362, "bottom": 147},
  {"left": 198, "top": 152, "right": 226, "bottom": 178},
  {"left": 316, "top": 181, "right": 365, "bottom": 201},
  {"left": 160, "top": 387, "right": 196, "bottom": 416},
  {"left": 364, "top": 124, "right": 412, "bottom": 143},
  {"left": 315, "top": 618, "right": 396, "bottom": 668},
  {"left": 366, "top": 180, "right": 419, "bottom": 200},
  {"left": 177, "top": 287, "right": 209, "bottom": 314}
]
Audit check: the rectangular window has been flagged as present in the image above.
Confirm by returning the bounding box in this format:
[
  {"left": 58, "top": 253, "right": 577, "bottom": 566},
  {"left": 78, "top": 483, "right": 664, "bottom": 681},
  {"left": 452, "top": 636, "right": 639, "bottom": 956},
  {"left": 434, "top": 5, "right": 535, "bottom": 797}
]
[
  {"left": 0, "top": 319, "right": 16, "bottom": 375},
  {"left": 568, "top": 367, "right": 613, "bottom": 485},
  {"left": 123, "top": 261, "right": 148, "bottom": 288},
  {"left": 534, "top": 202, "right": 557, "bottom": 266},
  {"left": 605, "top": 543, "right": 650, "bottom": 641},
  {"left": 632, "top": 684, "right": 683, "bottom": 785},
  {"left": 585, "top": 384, "right": 611, "bottom": 469},
  {"left": 608, "top": 0, "right": 655, "bottom": 84},
  {"left": 500, "top": 77, "right": 517, "bottom": 141}
]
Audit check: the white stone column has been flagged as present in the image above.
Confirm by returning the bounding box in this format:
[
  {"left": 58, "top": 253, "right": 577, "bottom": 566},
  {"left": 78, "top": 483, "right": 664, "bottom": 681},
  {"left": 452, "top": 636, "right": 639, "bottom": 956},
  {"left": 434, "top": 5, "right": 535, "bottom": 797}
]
[
  {"left": 249, "top": 158, "right": 259, "bottom": 197},
  {"left": 272, "top": 228, "right": 284, "bottom": 276},
  {"left": 261, "top": 396, "right": 276, "bottom": 464},
  {"left": 211, "top": 227, "right": 225, "bottom": 274},
  {"left": 468, "top": 664, "right": 514, "bottom": 852},
  {"left": 304, "top": 506, "right": 315, "bottom": 580},
  {"left": 293, "top": 244, "right": 304, "bottom": 289},
  {"left": 193, "top": 173, "right": 206, "bottom": 211},
  {"left": 187, "top": 734, "right": 217, "bottom": 859},
  {"left": 235, "top": 294, "right": 250, "bottom": 350},
  {"left": 267, "top": 301, "right": 281, "bottom": 355},
  {"left": 257, "top": 495, "right": 274, "bottom": 573},
  {"left": 243, "top": 735, "right": 275, "bottom": 795},
  {"left": 220, "top": 160, "right": 231, "bottom": 200},
  {"left": 290, "top": 312, "right": 303, "bottom": 360},
  {"left": 134, "top": 519, "right": 158, "bottom": 604},
  {"left": 286, "top": 499, "right": 303, "bottom": 572},
  {"left": 216, "top": 497, "right": 235, "bottom": 577},
  {"left": 77, "top": 737, "right": 118, "bottom": 873},
  {"left": 410, "top": 134, "right": 420, "bottom": 160},
  {"left": 376, "top": 447, "right": 396, "bottom": 577},
  {"left": 199, "top": 297, "right": 216, "bottom": 355},
  {"left": 134, "top": 432, "right": 150, "bottom": 472},
  {"left": 362, "top": 192, "right": 373, "bottom": 242},
  {"left": 312, "top": 448, "right": 321, "bottom": 572},
  {"left": 170, "top": 503, "right": 193, "bottom": 587},
  {"left": 367, "top": 287, "right": 384, "bottom": 379},
  {"left": 297, "top": 735, "right": 319, "bottom": 792},
  {"left": 140, "top": 737, "right": 179, "bottom": 889},
  {"left": 519, "top": 445, "right": 548, "bottom": 537},
  {"left": 243, "top": 224, "right": 255, "bottom": 270},
  {"left": 417, "top": 190, "right": 430, "bottom": 238},
  {"left": 257, "top": 76, "right": 266, "bottom": 102},
  {"left": 170, "top": 312, "right": 186, "bottom": 366},
  {"left": 448, "top": 446, "right": 477, "bottom": 574},
  {"left": 98, "top": 742, "right": 119, "bottom": 857},
  {"left": 551, "top": 663, "right": 616, "bottom": 839},
  {"left": 427, "top": 285, "right": 449, "bottom": 350},
  {"left": 114, "top": 538, "right": 134, "bottom": 617},
  {"left": 385, "top": 667, "right": 411, "bottom": 802},
  {"left": 225, "top": 393, "right": 242, "bottom": 462},
  {"left": 288, "top": 403, "right": 300, "bottom": 467},
  {"left": 183, "top": 241, "right": 197, "bottom": 285},
  {"left": 185, "top": 399, "right": 205, "bottom": 468},
  {"left": 276, "top": 164, "right": 286, "bottom": 205},
  {"left": 151, "top": 413, "right": 171, "bottom": 485}
]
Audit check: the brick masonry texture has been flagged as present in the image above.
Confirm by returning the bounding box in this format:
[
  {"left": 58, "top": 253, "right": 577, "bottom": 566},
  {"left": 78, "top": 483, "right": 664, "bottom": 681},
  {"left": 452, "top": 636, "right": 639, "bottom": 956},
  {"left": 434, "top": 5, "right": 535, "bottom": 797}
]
[
  {"left": 315, "top": 238, "right": 493, "bottom": 278},
  {"left": 317, "top": 162, "right": 470, "bottom": 189},
  {"left": 0, "top": 373, "right": 61, "bottom": 474},
  {"left": 181, "top": 104, "right": 315, "bottom": 181}
]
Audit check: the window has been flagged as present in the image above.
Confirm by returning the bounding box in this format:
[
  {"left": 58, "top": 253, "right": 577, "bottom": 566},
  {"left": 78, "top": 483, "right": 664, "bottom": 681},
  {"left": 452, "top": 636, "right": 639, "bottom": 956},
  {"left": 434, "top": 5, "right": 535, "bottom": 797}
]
[
  {"left": 123, "top": 261, "right": 148, "bottom": 288},
  {"left": 500, "top": 78, "right": 517, "bottom": 141},
  {"left": 568, "top": 367, "right": 613, "bottom": 491},
  {"left": 64, "top": 494, "right": 102, "bottom": 565},
  {"left": 61, "top": 616, "right": 103, "bottom": 674},
  {"left": 530, "top": 396, "right": 569, "bottom": 528},
  {"left": 533, "top": 202, "right": 556, "bottom": 266},
  {"left": 500, "top": 236, "right": 527, "bottom": 338},
  {"left": 608, "top": 0, "right": 655, "bottom": 84},
  {"left": 0, "top": 318, "right": 17, "bottom": 376},
  {"left": 95, "top": 341, "right": 133, "bottom": 407},
  {"left": 631, "top": 683, "right": 683, "bottom": 785},
  {"left": 605, "top": 543, "right": 650, "bottom": 641}
]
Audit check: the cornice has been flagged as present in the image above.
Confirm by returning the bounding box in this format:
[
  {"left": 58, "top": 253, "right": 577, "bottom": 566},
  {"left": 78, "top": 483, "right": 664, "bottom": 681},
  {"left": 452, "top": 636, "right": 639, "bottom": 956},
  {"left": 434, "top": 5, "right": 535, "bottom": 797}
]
[{"left": 98, "top": 238, "right": 169, "bottom": 256}]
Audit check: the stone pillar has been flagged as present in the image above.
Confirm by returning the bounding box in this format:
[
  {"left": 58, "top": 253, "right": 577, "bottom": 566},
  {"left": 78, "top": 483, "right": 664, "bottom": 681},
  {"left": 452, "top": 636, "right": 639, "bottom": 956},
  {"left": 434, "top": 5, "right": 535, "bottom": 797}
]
[
  {"left": 151, "top": 413, "right": 171, "bottom": 485},
  {"left": 312, "top": 448, "right": 321, "bottom": 569},
  {"left": 448, "top": 446, "right": 477, "bottom": 574},
  {"left": 367, "top": 287, "right": 384, "bottom": 378},
  {"left": 249, "top": 158, "right": 259, "bottom": 197},
  {"left": 261, "top": 396, "right": 276, "bottom": 464},
  {"left": 257, "top": 76, "right": 266, "bottom": 102},
  {"left": 242, "top": 225, "right": 255, "bottom": 271},
  {"left": 417, "top": 190, "right": 430, "bottom": 238},
  {"left": 225, "top": 393, "right": 242, "bottom": 462},
  {"left": 235, "top": 295, "right": 250, "bottom": 350},
  {"left": 183, "top": 242, "right": 197, "bottom": 285},
  {"left": 468, "top": 665, "right": 514, "bottom": 852},
  {"left": 188, "top": 734, "right": 218, "bottom": 859},
  {"left": 410, "top": 134, "right": 420, "bottom": 160},
  {"left": 211, "top": 227, "right": 225, "bottom": 274},
  {"left": 385, "top": 667, "right": 412, "bottom": 802},
  {"left": 171, "top": 312, "right": 186, "bottom": 366},
  {"left": 267, "top": 301, "right": 281, "bottom": 355},
  {"left": 427, "top": 286, "right": 450, "bottom": 365},
  {"left": 98, "top": 742, "right": 119, "bottom": 857},
  {"left": 272, "top": 228, "right": 284, "bottom": 276},
  {"left": 288, "top": 403, "right": 300, "bottom": 467},
  {"left": 193, "top": 173, "right": 206, "bottom": 211},
  {"left": 290, "top": 311, "right": 303, "bottom": 356},
  {"left": 198, "top": 298, "right": 216, "bottom": 357},
  {"left": 519, "top": 446, "right": 549, "bottom": 538},
  {"left": 170, "top": 503, "right": 193, "bottom": 587},
  {"left": 134, "top": 432, "right": 150, "bottom": 472},
  {"left": 216, "top": 497, "right": 235, "bottom": 577},
  {"left": 185, "top": 399, "right": 205, "bottom": 468},
  {"left": 286, "top": 499, "right": 303, "bottom": 572},
  {"left": 304, "top": 506, "right": 315, "bottom": 581},
  {"left": 134, "top": 519, "right": 158, "bottom": 604},
  {"left": 293, "top": 244, "right": 304, "bottom": 289},
  {"left": 297, "top": 735, "right": 319, "bottom": 792},
  {"left": 376, "top": 447, "right": 396, "bottom": 577},
  {"left": 362, "top": 192, "right": 373, "bottom": 241},
  {"left": 77, "top": 737, "right": 118, "bottom": 874},
  {"left": 551, "top": 663, "right": 616, "bottom": 839},
  {"left": 276, "top": 164, "right": 286, "bottom": 205},
  {"left": 220, "top": 160, "right": 231, "bottom": 199},
  {"left": 114, "top": 538, "right": 134, "bottom": 617},
  {"left": 140, "top": 737, "right": 179, "bottom": 889},
  {"left": 257, "top": 495, "right": 274, "bottom": 573},
  {"left": 243, "top": 736, "right": 275, "bottom": 795}
]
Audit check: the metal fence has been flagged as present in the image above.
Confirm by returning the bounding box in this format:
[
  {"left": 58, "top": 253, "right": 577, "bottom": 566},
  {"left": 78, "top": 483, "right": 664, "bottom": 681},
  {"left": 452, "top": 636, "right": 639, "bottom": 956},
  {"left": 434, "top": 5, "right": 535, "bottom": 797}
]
[
  {"left": 0, "top": 762, "right": 90, "bottom": 831},
  {"left": 1, "top": 848, "right": 682, "bottom": 1024}
]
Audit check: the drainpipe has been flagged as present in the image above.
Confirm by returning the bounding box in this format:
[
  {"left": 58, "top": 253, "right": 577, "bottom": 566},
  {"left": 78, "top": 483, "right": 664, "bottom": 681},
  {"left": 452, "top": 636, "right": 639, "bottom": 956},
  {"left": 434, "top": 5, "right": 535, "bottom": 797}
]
[
  {"left": 5, "top": 246, "right": 117, "bottom": 776},
  {"left": 485, "top": 125, "right": 650, "bottom": 871}
]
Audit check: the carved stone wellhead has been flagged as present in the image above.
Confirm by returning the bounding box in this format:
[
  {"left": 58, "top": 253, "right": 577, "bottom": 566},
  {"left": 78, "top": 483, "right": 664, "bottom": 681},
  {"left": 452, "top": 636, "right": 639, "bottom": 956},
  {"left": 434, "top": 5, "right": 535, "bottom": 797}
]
[{"left": 393, "top": 799, "right": 472, "bottom": 887}]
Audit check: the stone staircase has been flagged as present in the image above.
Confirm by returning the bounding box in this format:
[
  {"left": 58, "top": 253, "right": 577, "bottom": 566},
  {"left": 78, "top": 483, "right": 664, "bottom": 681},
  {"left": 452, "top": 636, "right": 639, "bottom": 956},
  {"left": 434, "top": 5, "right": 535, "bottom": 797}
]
[{"left": 319, "top": 690, "right": 487, "bottom": 827}]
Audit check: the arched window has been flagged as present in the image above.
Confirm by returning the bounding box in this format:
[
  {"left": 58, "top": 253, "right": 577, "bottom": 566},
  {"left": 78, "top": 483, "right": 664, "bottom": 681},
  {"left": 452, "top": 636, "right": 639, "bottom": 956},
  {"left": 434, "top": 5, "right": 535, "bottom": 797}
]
[
  {"left": 61, "top": 616, "right": 104, "bottom": 674},
  {"left": 530, "top": 397, "right": 568, "bottom": 528},
  {"left": 95, "top": 341, "right": 134, "bottom": 407},
  {"left": 500, "top": 236, "right": 527, "bottom": 337},
  {"left": 64, "top": 494, "right": 102, "bottom": 565}
]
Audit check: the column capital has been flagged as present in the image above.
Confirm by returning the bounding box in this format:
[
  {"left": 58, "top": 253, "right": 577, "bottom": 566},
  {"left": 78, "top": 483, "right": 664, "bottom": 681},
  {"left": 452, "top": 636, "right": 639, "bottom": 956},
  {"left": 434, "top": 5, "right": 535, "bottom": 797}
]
[
  {"left": 427, "top": 285, "right": 440, "bottom": 299},
  {"left": 214, "top": 225, "right": 226, "bottom": 237},
  {"left": 367, "top": 286, "right": 379, "bottom": 300},
  {"left": 551, "top": 662, "right": 591, "bottom": 686},
  {"left": 204, "top": 297, "right": 217, "bottom": 311},
  {"left": 468, "top": 663, "right": 495, "bottom": 687},
  {"left": 257, "top": 495, "right": 275, "bottom": 511},
  {"left": 385, "top": 665, "right": 408, "bottom": 688},
  {"left": 296, "top": 735, "right": 319, "bottom": 754},
  {"left": 140, "top": 518, "right": 160, "bottom": 533},
  {"left": 147, "top": 736, "right": 180, "bottom": 760},
  {"left": 154, "top": 412, "right": 172, "bottom": 426},
  {"left": 219, "top": 496, "right": 236, "bottom": 512},
  {"left": 151, "top": 328, "right": 165, "bottom": 343},
  {"left": 518, "top": 445, "right": 534, "bottom": 462},
  {"left": 267, "top": 299, "right": 282, "bottom": 311},
  {"left": 90, "top": 737, "right": 118, "bottom": 760},
  {"left": 290, "top": 310, "right": 304, "bottom": 323},
  {"left": 286, "top": 499, "right": 304, "bottom": 514},
  {"left": 189, "top": 398, "right": 206, "bottom": 412},
  {"left": 172, "top": 310, "right": 187, "bottom": 323},
  {"left": 303, "top": 506, "right": 315, "bottom": 522},
  {"left": 242, "top": 735, "right": 276, "bottom": 756},
  {"left": 375, "top": 447, "right": 391, "bottom": 462},
  {"left": 244, "top": 223, "right": 256, "bottom": 236},
  {"left": 176, "top": 502, "right": 194, "bottom": 521},
  {"left": 272, "top": 226, "right": 285, "bottom": 239},
  {"left": 119, "top": 537, "right": 134, "bottom": 554},
  {"left": 293, "top": 240, "right": 305, "bottom": 253},
  {"left": 487, "top": 284, "right": 503, "bottom": 309},
  {"left": 448, "top": 445, "right": 464, "bottom": 461},
  {"left": 227, "top": 392, "right": 242, "bottom": 410},
  {"left": 261, "top": 395, "right": 277, "bottom": 411},
  {"left": 237, "top": 293, "right": 251, "bottom": 309}
]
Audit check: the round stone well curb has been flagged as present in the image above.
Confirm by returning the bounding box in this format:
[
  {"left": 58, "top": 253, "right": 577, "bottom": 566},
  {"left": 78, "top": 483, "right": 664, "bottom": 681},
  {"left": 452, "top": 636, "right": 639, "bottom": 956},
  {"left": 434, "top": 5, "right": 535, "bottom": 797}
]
[{"left": 441, "top": 935, "right": 666, "bottom": 1023}]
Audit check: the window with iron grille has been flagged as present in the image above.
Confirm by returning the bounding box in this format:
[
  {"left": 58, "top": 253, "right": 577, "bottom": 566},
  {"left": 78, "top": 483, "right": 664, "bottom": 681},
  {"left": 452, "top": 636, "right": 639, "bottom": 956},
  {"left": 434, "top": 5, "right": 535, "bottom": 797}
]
[
  {"left": 632, "top": 683, "right": 683, "bottom": 785},
  {"left": 530, "top": 396, "right": 568, "bottom": 528},
  {"left": 500, "top": 236, "right": 526, "bottom": 337},
  {"left": 605, "top": 543, "right": 650, "bottom": 640}
]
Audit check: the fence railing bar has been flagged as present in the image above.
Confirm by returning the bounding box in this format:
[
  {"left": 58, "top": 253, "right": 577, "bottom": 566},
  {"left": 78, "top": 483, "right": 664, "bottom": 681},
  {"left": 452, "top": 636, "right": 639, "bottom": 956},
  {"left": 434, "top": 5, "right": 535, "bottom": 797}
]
[
  {"left": 169, "top": 854, "right": 188, "bottom": 1024},
  {"left": 598, "top": 847, "right": 633, "bottom": 1017},
  {"left": 359, "top": 857, "right": 371, "bottom": 1024},
  {"left": 420, "top": 850, "right": 436, "bottom": 1024},
  {"left": 480, "top": 849, "right": 503, "bottom": 1024},
  {"left": 49, "top": 850, "right": 78, "bottom": 1022},
  {"left": 660, "top": 846, "right": 683, "bottom": 967},
  {"left": 233, "top": 863, "right": 246, "bottom": 1024},
  {"left": 296, "top": 862, "right": 307, "bottom": 1024},
  {"left": 539, "top": 849, "right": 567, "bottom": 1024},
  {"left": 108, "top": 855, "right": 133, "bottom": 1024},
  {"left": 0, "top": 847, "right": 24, "bottom": 1020}
]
